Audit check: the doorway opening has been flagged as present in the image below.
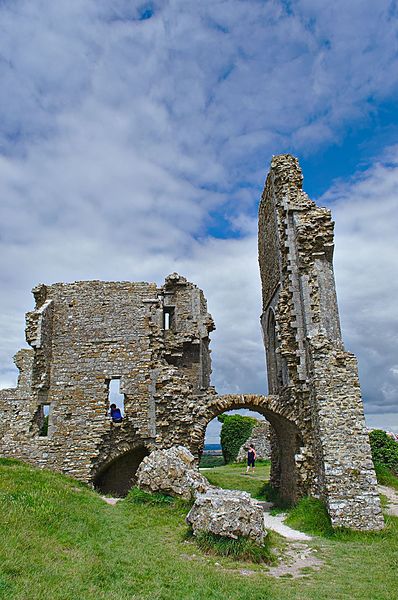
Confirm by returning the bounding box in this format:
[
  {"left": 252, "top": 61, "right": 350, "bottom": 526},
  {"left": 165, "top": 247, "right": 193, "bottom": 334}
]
[
  {"left": 200, "top": 409, "right": 270, "bottom": 468},
  {"left": 94, "top": 446, "right": 149, "bottom": 497}
]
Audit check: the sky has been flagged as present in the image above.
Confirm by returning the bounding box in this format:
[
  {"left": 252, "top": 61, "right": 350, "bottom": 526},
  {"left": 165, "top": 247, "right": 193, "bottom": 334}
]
[{"left": 0, "top": 0, "right": 397, "bottom": 443}]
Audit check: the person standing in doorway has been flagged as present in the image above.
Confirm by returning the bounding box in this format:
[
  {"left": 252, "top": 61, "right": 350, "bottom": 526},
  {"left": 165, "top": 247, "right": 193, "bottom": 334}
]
[{"left": 246, "top": 444, "right": 256, "bottom": 474}]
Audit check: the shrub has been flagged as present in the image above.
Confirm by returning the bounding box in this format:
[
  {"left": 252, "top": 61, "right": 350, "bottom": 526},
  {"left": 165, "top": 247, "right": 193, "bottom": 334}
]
[
  {"left": 39, "top": 415, "right": 49, "bottom": 437},
  {"left": 218, "top": 414, "right": 257, "bottom": 464},
  {"left": 369, "top": 429, "right": 398, "bottom": 475}
]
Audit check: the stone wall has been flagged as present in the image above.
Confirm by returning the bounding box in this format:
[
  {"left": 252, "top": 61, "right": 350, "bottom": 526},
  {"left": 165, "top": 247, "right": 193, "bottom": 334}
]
[
  {"left": 258, "top": 154, "right": 383, "bottom": 530},
  {"left": 0, "top": 273, "right": 215, "bottom": 491}
]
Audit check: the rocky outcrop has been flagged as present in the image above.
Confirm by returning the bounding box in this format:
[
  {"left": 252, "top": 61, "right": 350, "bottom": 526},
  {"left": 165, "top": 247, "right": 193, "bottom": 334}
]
[
  {"left": 186, "top": 488, "right": 267, "bottom": 545},
  {"left": 136, "top": 445, "right": 209, "bottom": 500},
  {"left": 236, "top": 419, "right": 271, "bottom": 461}
]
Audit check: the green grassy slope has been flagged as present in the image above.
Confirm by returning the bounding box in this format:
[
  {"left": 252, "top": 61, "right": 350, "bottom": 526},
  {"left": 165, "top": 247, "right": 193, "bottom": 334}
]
[{"left": 0, "top": 458, "right": 397, "bottom": 600}]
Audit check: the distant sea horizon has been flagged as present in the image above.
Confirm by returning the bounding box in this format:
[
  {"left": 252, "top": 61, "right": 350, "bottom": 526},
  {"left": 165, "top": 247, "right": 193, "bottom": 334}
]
[{"left": 204, "top": 443, "right": 221, "bottom": 450}]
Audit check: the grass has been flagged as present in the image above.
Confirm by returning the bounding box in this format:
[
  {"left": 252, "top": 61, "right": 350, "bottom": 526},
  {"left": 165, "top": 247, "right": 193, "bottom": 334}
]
[
  {"left": 285, "top": 497, "right": 334, "bottom": 536},
  {"left": 192, "top": 531, "right": 275, "bottom": 564},
  {"left": 375, "top": 463, "right": 398, "bottom": 491},
  {"left": 127, "top": 486, "right": 175, "bottom": 506},
  {"left": 0, "top": 457, "right": 397, "bottom": 600},
  {"left": 203, "top": 460, "right": 271, "bottom": 498},
  {"left": 199, "top": 455, "right": 225, "bottom": 468}
]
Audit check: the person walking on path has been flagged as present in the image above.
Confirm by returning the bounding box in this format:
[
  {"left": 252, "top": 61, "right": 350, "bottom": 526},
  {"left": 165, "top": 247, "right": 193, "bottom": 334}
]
[{"left": 246, "top": 444, "right": 256, "bottom": 474}]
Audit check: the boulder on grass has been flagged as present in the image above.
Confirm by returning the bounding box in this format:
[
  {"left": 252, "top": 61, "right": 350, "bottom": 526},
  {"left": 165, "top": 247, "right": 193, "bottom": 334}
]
[
  {"left": 136, "top": 445, "right": 209, "bottom": 500},
  {"left": 186, "top": 488, "right": 267, "bottom": 545}
]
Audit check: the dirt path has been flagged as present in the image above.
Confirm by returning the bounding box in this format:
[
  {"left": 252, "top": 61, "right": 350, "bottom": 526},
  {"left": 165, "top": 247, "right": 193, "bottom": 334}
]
[{"left": 379, "top": 485, "right": 398, "bottom": 516}]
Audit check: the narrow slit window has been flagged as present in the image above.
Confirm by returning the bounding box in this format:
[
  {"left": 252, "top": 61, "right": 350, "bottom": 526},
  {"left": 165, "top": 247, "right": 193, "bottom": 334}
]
[
  {"left": 163, "top": 307, "right": 174, "bottom": 330},
  {"left": 107, "top": 378, "right": 125, "bottom": 418},
  {"left": 38, "top": 404, "right": 51, "bottom": 437}
]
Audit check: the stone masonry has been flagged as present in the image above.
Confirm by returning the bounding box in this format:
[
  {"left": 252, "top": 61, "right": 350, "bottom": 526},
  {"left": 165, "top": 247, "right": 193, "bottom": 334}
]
[
  {"left": 0, "top": 154, "right": 384, "bottom": 529},
  {"left": 257, "top": 154, "right": 383, "bottom": 529},
  {"left": 0, "top": 273, "right": 215, "bottom": 496}
]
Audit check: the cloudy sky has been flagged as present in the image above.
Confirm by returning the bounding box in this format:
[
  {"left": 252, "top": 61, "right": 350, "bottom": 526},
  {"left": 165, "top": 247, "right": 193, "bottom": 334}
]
[{"left": 1, "top": 1, "right": 397, "bottom": 441}]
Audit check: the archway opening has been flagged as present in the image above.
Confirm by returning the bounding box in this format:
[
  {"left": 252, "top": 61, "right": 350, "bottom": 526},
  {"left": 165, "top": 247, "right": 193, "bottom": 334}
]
[
  {"left": 194, "top": 396, "right": 305, "bottom": 506},
  {"left": 94, "top": 446, "right": 149, "bottom": 497},
  {"left": 200, "top": 409, "right": 270, "bottom": 468}
]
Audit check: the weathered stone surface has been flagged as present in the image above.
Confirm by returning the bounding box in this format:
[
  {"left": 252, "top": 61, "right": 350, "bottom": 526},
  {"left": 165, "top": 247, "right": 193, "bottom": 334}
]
[
  {"left": 237, "top": 419, "right": 271, "bottom": 461},
  {"left": 257, "top": 154, "right": 384, "bottom": 530},
  {"left": 0, "top": 274, "right": 216, "bottom": 496},
  {"left": 186, "top": 488, "right": 267, "bottom": 544},
  {"left": 136, "top": 446, "right": 209, "bottom": 499}
]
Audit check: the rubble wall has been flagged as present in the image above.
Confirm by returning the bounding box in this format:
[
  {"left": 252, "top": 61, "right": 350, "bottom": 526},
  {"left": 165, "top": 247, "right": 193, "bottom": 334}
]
[{"left": 0, "top": 274, "right": 215, "bottom": 489}]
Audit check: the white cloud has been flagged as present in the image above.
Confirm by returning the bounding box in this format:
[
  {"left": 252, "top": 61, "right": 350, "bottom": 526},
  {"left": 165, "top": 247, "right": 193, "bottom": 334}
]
[
  {"left": 322, "top": 147, "right": 398, "bottom": 418},
  {"left": 0, "top": 0, "right": 397, "bottom": 434}
]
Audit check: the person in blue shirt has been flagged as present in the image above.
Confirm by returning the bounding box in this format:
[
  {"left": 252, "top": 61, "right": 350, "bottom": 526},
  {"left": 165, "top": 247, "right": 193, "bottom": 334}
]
[{"left": 109, "top": 403, "right": 123, "bottom": 423}]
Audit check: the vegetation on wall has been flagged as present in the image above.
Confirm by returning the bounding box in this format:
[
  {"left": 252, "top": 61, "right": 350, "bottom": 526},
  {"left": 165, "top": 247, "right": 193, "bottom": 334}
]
[
  {"left": 369, "top": 429, "right": 398, "bottom": 475},
  {"left": 217, "top": 414, "right": 257, "bottom": 464}
]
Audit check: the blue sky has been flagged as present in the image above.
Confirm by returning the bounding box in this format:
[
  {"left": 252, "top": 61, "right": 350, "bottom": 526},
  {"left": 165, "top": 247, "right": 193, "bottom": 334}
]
[{"left": 0, "top": 0, "right": 398, "bottom": 441}]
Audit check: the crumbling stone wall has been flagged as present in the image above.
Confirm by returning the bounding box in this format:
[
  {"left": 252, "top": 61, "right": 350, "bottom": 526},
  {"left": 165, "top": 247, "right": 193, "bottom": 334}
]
[
  {"left": 0, "top": 274, "right": 215, "bottom": 494},
  {"left": 258, "top": 154, "right": 383, "bottom": 530}
]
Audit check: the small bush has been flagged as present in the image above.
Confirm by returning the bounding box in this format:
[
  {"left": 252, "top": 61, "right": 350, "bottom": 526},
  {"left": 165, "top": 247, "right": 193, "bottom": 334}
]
[
  {"left": 369, "top": 430, "right": 398, "bottom": 475},
  {"left": 257, "top": 482, "right": 291, "bottom": 508},
  {"left": 192, "top": 530, "right": 275, "bottom": 564},
  {"left": 39, "top": 415, "right": 49, "bottom": 437},
  {"left": 218, "top": 414, "right": 257, "bottom": 464},
  {"left": 126, "top": 487, "right": 174, "bottom": 506}
]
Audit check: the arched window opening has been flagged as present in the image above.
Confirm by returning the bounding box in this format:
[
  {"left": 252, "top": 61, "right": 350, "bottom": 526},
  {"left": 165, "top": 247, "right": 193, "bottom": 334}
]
[{"left": 267, "top": 310, "right": 282, "bottom": 393}]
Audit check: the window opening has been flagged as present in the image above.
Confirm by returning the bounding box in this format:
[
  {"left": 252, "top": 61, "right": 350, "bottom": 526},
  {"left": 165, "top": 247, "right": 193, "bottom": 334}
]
[
  {"left": 107, "top": 378, "right": 125, "bottom": 419},
  {"left": 38, "top": 404, "right": 51, "bottom": 437},
  {"left": 163, "top": 307, "right": 175, "bottom": 330}
]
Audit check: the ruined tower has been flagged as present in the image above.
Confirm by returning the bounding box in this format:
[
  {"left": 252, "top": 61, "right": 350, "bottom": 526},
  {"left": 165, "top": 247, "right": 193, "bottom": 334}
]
[
  {"left": 258, "top": 154, "right": 383, "bottom": 529},
  {"left": 0, "top": 274, "right": 215, "bottom": 495}
]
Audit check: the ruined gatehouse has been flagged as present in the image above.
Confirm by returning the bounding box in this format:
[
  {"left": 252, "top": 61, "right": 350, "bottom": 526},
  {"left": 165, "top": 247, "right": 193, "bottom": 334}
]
[{"left": 0, "top": 155, "right": 383, "bottom": 529}]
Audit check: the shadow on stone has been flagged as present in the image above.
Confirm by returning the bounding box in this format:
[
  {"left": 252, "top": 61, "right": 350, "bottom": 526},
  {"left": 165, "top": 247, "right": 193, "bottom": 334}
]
[{"left": 94, "top": 446, "right": 149, "bottom": 497}]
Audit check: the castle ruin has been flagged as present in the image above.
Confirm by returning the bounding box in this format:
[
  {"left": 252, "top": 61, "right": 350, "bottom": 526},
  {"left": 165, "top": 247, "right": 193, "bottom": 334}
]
[{"left": 0, "top": 155, "right": 384, "bottom": 529}]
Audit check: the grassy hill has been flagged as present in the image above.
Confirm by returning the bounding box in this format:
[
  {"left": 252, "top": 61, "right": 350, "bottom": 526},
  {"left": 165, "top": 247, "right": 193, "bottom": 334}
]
[{"left": 0, "top": 457, "right": 397, "bottom": 600}]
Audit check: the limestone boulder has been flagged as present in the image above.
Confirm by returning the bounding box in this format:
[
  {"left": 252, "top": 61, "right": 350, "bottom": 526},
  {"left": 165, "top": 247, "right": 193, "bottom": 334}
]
[
  {"left": 136, "top": 445, "right": 209, "bottom": 500},
  {"left": 186, "top": 488, "right": 267, "bottom": 545}
]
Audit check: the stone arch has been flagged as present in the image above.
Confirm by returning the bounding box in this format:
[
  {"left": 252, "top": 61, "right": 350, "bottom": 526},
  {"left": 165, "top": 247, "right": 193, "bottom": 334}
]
[
  {"left": 191, "top": 394, "right": 307, "bottom": 505},
  {"left": 93, "top": 444, "right": 150, "bottom": 497}
]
